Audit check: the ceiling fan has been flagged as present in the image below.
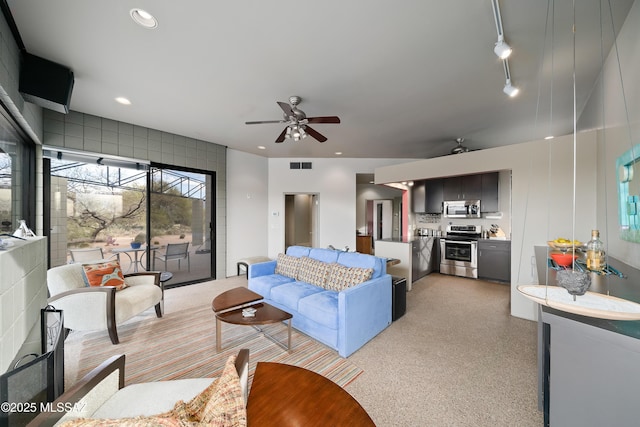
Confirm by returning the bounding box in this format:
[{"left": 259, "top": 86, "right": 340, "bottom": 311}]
[
  {"left": 450, "top": 137, "right": 470, "bottom": 154},
  {"left": 245, "top": 96, "right": 340, "bottom": 143}
]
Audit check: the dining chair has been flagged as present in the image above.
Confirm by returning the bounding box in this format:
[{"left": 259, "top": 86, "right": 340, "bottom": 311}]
[
  {"left": 69, "top": 247, "right": 119, "bottom": 264},
  {"left": 153, "top": 242, "right": 190, "bottom": 272}
]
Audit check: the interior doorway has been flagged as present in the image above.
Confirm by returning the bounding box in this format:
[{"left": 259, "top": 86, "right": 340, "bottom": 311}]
[
  {"left": 369, "top": 199, "right": 393, "bottom": 241},
  {"left": 284, "top": 193, "right": 318, "bottom": 248}
]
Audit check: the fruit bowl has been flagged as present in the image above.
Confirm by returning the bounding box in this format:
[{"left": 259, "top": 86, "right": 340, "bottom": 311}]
[
  {"left": 550, "top": 252, "right": 578, "bottom": 267},
  {"left": 547, "top": 240, "right": 582, "bottom": 250}
]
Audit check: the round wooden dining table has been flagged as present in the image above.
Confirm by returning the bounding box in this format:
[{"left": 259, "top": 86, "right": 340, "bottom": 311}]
[{"left": 247, "top": 362, "right": 375, "bottom": 426}]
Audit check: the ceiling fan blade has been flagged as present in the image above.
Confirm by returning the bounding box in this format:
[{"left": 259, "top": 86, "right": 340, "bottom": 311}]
[
  {"left": 277, "top": 101, "right": 295, "bottom": 117},
  {"left": 307, "top": 116, "right": 341, "bottom": 124},
  {"left": 245, "top": 120, "right": 285, "bottom": 125},
  {"left": 275, "top": 127, "right": 287, "bottom": 143},
  {"left": 305, "top": 126, "right": 327, "bottom": 142}
]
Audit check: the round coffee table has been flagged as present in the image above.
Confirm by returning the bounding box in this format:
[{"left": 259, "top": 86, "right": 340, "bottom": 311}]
[{"left": 212, "top": 287, "right": 292, "bottom": 352}]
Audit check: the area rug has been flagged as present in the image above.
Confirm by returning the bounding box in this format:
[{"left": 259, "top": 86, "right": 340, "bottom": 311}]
[{"left": 67, "top": 304, "right": 363, "bottom": 389}]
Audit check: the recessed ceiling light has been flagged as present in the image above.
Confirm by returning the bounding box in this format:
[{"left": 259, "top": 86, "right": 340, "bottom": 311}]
[
  {"left": 115, "top": 97, "right": 131, "bottom": 105},
  {"left": 335, "top": 152, "right": 342, "bottom": 156},
  {"left": 130, "top": 8, "right": 158, "bottom": 29},
  {"left": 544, "top": 135, "right": 554, "bottom": 140},
  {"left": 257, "top": 146, "right": 266, "bottom": 150}
]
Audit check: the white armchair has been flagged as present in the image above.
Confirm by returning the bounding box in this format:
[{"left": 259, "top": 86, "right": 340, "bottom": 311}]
[{"left": 46, "top": 263, "right": 163, "bottom": 344}]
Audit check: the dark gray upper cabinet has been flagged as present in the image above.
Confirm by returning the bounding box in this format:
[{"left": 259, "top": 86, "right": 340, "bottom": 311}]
[
  {"left": 442, "top": 175, "right": 482, "bottom": 200},
  {"left": 411, "top": 180, "right": 426, "bottom": 212},
  {"left": 414, "top": 172, "right": 500, "bottom": 213},
  {"left": 425, "top": 178, "right": 443, "bottom": 213},
  {"left": 481, "top": 172, "right": 499, "bottom": 212}
]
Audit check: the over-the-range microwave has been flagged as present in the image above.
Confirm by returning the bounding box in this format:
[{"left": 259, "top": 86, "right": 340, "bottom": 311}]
[{"left": 443, "top": 200, "right": 481, "bottom": 218}]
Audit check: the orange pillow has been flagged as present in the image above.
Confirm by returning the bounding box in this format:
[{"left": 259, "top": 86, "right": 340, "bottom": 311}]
[{"left": 82, "top": 261, "right": 127, "bottom": 291}]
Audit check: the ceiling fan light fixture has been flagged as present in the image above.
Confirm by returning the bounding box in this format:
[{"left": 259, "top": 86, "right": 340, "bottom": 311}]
[{"left": 130, "top": 8, "right": 158, "bottom": 29}]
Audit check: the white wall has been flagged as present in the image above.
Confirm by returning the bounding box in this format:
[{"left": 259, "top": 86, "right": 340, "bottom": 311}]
[
  {"left": 376, "top": 132, "right": 598, "bottom": 321},
  {"left": 579, "top": 0, "right": 640, "bottom": 269},
  {"left": 266, "top": 158, "right": 411, "bottom": 258},
  {"left": 226, "top": 149, "right": 269, "bottom": 275}
]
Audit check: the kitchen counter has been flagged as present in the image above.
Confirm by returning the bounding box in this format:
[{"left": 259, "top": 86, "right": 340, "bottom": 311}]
[
  {"left": 375, "top": 236, "right": 438, "bottom": 290},
  {"left": 533, "top": 248, "right": 640, "bottom": 426}
]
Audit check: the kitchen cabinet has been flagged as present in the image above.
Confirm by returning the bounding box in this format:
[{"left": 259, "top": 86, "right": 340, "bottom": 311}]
[
  {"left": 412, "top": 179, "right": 443, "bottom": 213},
  {"left": 481, "top": 172, "right": 499, "bottom": 212},
  {"left": 412, "top": 237, "right": 435, "bottom": 281},
  {"left": 477, "top": 239, "right": 510, "bottom": 282},
  {"left": 425, "top": 178, "right": 443, "bottom": 213},
  {"left": 356, "top": 235, "right": 373, "bottom": 254},
  {"left": 442, "top": 174, "right": 482, "bottom": 201},
  {"left": 411, "top": 180, "right": 426, "bottom": 213}
]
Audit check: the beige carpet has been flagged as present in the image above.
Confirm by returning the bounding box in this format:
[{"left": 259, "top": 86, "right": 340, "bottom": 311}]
[
  {"left": 64, "top": 276, "right": 362, "bottom": 389},
  {"left": 65, "top": 273, "right": 543, "bottom": 426},
  {"left": 345, "top": 273, "right": 543, "bottom": 426}
]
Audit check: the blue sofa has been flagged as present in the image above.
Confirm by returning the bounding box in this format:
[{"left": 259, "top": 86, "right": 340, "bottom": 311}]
[{"left": 248, "top": 246, "right": 392, "bottom": 357}]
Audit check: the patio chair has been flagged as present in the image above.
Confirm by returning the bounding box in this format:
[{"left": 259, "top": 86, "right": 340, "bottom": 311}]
[
  {"left": 153, "top": 242, "right": 190, "bottom": 272},
  {"left": 69, "top": 247, "right": 119, "bottom": 263}
]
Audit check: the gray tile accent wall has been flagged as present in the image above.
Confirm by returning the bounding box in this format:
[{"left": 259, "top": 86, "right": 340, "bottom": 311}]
[{"left": 42, "top": 110, "right": 227, "bottom": 278}]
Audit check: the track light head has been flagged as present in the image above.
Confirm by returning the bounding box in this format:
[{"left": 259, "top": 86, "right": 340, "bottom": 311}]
[
  {"left": 494, "top": 38, "right": 512, "bottom": 59},
  {"left": 503, "top": 80, "right": 519, "bottom": 97}
]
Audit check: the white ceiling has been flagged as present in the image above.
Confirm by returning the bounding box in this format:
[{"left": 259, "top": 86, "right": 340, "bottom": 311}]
[{"left": 6, "top": 0, "right": 635, "bottom": 159}]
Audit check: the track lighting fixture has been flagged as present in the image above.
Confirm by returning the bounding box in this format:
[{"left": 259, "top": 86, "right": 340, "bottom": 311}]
[
  {"left": 491, "top": 0, "right": 511, "bottom": 58},
  {"left": 503, "top": 80, "right": 519, "bottom": 97},
  {"left": 491, "top": 0, "right": 517, "bottom": 96},
  {"left": 502, "top": 59, "right": 519, "bottom": 97},
  {"left": 494, "top": 37, "right": 512, "bottom": 60}
]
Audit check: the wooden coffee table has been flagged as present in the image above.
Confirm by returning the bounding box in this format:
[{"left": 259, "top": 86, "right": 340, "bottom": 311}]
[{"left": 211, "top": 287, "right": 292, "bottom": 352}]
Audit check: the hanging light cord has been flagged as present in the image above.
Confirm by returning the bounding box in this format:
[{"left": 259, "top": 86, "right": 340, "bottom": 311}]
[{"left": 571, "top": 0, "right": 577, "bottom": 269}]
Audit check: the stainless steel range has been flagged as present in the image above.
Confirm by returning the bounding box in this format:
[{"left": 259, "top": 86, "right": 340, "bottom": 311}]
[{"left": 440, "top": 224, "right": 481, "bottom": 279}]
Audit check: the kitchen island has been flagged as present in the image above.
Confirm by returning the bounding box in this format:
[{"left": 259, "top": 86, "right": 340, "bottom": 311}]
[
  {"left": 375, "top": 236, "right": 437, "bottom": 290},
  {"left": 533, "top": 247, "right": 640, "bottom": 427}
]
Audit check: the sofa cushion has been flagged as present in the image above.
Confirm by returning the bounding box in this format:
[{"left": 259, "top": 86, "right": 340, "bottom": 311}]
[
  {"left": 297, "top": 256, "right": 331, "bottom": 287},
  {"left": 336, "top": 251, "right": 384, "bottom": 279},
  {"left": 248, "top": 274, "right": 294, "bottom": 299},
  {"left": 270, "top": 281, "right": 324, "bottom": 311},
  {"left": 274, "top": 253, "right": 300, "bottom": 279},
  {"left": 298, "top": 291, "right": 339, "bottom": 329},
  {"left": 325, "top": 263, "right": 373, "bottom": 291},
  {"left": 82, "top": 260, "right": 127, "bottom": 290}
]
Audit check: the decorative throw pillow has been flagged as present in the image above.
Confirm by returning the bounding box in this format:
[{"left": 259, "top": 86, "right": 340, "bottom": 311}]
[
  {"left": 274, "top": 253, "right": 300, "bottom": 278},
  {"left": 82, "top": 260, "right": 127, "bottom": 291},
  {"left": 325, "top": 263, "right": 374, "bottom": 291},
  {"left": 59, "top": 354, "right": 246, "bottom": 427},
  {"left": 297, "top": 256, "right": 330, "bottom": 287}
]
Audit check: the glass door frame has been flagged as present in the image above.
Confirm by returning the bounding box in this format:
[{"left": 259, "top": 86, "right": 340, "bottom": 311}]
[{"left": 147, "top": 162, "right": 216, "bottom": 285}]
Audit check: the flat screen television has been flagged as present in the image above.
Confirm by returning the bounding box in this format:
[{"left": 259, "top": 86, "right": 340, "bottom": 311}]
[{"left": 0, "top": 307, "right": 64, "bottom": 427}]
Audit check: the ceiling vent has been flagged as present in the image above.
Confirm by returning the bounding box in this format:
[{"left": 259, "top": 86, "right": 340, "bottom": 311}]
[{"left": 290, "top": 162, "right": 312, "bottom": 170}]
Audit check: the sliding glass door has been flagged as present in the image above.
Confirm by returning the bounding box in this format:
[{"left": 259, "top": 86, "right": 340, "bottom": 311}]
[
  {"left": 45, "top": 151, "right": 215, "bottom": 287},
  {"left": 148, "top": 166, "right": 214, "bottom": 285}
]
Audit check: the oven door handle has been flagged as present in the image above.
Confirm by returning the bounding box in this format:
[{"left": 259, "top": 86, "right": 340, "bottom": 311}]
[{"left": 442, "top": 239, "right": 473, "bottom": 245}]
